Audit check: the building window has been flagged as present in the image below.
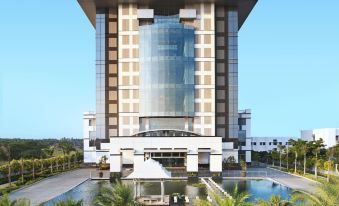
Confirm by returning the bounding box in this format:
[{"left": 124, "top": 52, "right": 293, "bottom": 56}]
[
  {"left": 273, "top": 139, "right": 277, "bottom": 146},
  {"left": 89, "top": 120, "right": 93, "bottom": 126},
  {"left": 238, "top": 118, "right": 246, "bottom": 126}
]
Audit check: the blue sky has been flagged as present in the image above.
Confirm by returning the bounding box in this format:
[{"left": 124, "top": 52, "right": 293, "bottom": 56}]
[{"left": 0, "top": 0, "right": 338, "bottom": 139}]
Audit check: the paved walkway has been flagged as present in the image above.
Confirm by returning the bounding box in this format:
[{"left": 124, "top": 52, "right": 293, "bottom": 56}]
[
  {"left": 223, "top": 167, "right": 319, "bottom": 194},
  {"left": 10, "top": 168, "right": 94, "bottom": 206},
  {"left": 266, "top": 168, "right": 319, "bottom": 193}
]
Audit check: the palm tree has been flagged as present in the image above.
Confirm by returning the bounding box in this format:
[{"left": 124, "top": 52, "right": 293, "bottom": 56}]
[
  {"left": 325, "top": 146, "right": 335, "bottom": 182},
  {"left": 0, "top": 145, "right": 12, "bottom": 186},
  {"left": 256, "top": 195, "right": 292, "bottom": 206},
  {"left": 0, "top": 194, "right": 30, "bottom": 206},
  {"left": 288, "top": 139, "right": 306, "bottom": 174},
  {"left": 285, "top": 144, "right": 289, "bottom": 171},
  {"left": 58, "top": 138, "right": 76, "bottom": 170},
  {"left": 54, "top": 199, "right": 83, "bottom": 206},
  {"left": 94, "top": 180, "right": 142, "bottom": 206},
  {"left": 277, "top": 145, "right": 285, "bottom": 170},
  {"left": 42, "top": 146, "right": 55, "bottom": 173},
  {"left": 292, "top": 176, "right": 339, "bottom": 206},
  {"left": 271, "top": 150, "right": 279, "bottom": 167},
  {"left": 310, "top": 139, "right": 325, "bottom": 179},
  {"left": 300, "top": 141, "right": 310, "bottom": 175},
  {"left": 195, "top": 185, "right": 251, "bottom": 206},
  {"left": 20, "top": 158, "right": 24, "bottom": 183}
]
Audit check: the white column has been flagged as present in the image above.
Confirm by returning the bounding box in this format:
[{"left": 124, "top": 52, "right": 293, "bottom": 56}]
[
  {"left": 187, "top": 154, "right": 198, "bottom": 172},
  {"left": 161, "top": 181, "right": 164, "bottom": 202},
  {"left": 209, "top": 154, "right": 222, "bottom": 172},
  {"left": 134, "top": 181, "right": 137, "bottom": 199},
  {"left": 110, "top": 154, "right": 122, "bottom": 172},
  {"left": 138, "top": 181, "right": 141, "bottom": 197},
  {"left": 245, "top": 151, "right": 252, "bottom": 163},
  {"left": 134, "top": 154, "right": 145, "bottom": 172}
]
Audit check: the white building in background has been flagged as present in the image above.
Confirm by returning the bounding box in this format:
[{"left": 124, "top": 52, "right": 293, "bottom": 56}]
[
  {"left": 251, "top": 137, "right": 296, "bottom": 152},
  {"left": 238, "top": 109, "right": 252, "bottom": 162},
  {"left": 301, "top": 128, "right": 339, "bottom": 148}
]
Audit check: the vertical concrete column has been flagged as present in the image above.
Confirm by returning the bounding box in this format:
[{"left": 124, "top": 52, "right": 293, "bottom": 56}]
[
  {"left": 134, "top": 181, "right": 137, "bottom": 199},
  {"left": 246, "top": 151, "right": 252, "bottom": 163},
  {"left": 134, "top": 154, "right": 145, "bottom": 171},
  {"left": 110, "top": 154, "right": 122, "bottom": 173},
  {"left": 187, "top": 154, "right": 198, "bottom": 172},
  {"left": 209, "top": 154, "right": 222, "bottom": 172},
  {"left": 161, "top": 180, "right": 164, "bottom": 202},
  {"left": 138, "top": 181, "right": 141, "bottom": 197}
]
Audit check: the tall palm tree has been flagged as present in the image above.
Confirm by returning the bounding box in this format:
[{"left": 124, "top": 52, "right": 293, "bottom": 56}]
[
  {"left": 58, "top": 138, "right": 76, "bottom": 170},
  {"left": 300, "top": 141, "right": 310, "bottom": 175},
  {"left": 285, "top": 144, "right": 289, "bottom": 171},
  {"left": 0, "top": 194, "right": 30, "bottom": 206},
  {"left": 292, "top": 176, "right": 339, "bottom": 206},
  {"left": 54, "top": 199, "right": 83, "bottom": 206},
  {"left": 310, "top": 139, "right": 325, "bottom": 179},
  {"left": 94, "top": 180, "right": 142, "bottom": 206},
  {"left": 195, "top": 185, "right": 251, "bottom": 206},
  {"left": 20, "top": 158, "right": 24, "bottom": 183},
  {"left": 0, "top": 145, "right": 12, "bottom": 186},
  {"left": 256, "top": 195, "right": 292, "bottom": 206},
  {"left": 271, "top": 150, "right": 279, "bottom": 167},
  {"left": 42, "top": 146, "right": 55, "bottom": 173},
  {"left": 288, "top": 139, "right": 306, "bottom": 174},
  {"left": 277, "top": 145, "right": 285, "bottom": 170}
]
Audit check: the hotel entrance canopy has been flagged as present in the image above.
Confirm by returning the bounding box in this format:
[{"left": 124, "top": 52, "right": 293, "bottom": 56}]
[
  {"left": 126, "top": 158, "right": 171, "bottom": 179},
  {"left": 77, "top": 0, "right": 257, "bottom": 29}
]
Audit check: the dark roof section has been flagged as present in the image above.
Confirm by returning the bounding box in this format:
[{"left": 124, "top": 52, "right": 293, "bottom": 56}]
[{"left": 77, "top": 0, "right": 257, "bottom": 29}]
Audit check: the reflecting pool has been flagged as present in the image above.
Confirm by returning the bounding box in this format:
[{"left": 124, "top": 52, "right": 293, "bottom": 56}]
[
  {"left": 43, "top": 179, "right": 293, "bottom": 205},
  {"left": 216, "top": 179, "right": 293, "bottom": 202}
]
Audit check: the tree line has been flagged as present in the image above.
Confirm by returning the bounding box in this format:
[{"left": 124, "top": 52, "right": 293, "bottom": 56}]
[
  {"left": 0, "top": 138, "right": 83, "bottom": 194},
  {"left": 252, "top": 138, "right": 339, "bottom": 181}
]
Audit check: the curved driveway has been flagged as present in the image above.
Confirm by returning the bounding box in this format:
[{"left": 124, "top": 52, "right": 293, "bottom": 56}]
[{"left": 10, "top": 169, "right": 93, "bottom": 206}]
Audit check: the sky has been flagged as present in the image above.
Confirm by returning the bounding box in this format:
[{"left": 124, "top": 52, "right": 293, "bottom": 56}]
[{"left": 0, "top": 0, "right": 338, "bottom": 139}]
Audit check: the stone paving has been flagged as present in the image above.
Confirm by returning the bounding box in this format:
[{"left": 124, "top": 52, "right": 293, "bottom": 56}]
[{"left": 10, "top": 168, "right": 94, "bottom": 206}]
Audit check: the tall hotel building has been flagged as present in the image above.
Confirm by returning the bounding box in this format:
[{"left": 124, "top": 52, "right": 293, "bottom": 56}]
[{"left": 79, "top": 0, "right": 257, "bottom": 177}]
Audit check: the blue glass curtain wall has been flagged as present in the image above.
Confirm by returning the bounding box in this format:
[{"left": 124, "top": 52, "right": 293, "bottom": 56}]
[{"left": 139, "top": 15, "right": 195, "bottom": 117}]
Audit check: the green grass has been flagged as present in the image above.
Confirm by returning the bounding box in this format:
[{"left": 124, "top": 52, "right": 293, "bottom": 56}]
[{"left": 191, "top": 183, "right": 206, "bottom": 188}]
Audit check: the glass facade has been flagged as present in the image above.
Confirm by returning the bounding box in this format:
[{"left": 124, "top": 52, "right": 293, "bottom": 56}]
[
  {"left": 139, "top": 15, "right": 195, "bottom": 117},
  {"left": 96, "top": 11, "right": 106, "bottom": 139},
  {"left": 139, "top": 117, "right": 193, "bottom": 131},
  {"left": 227, "top": 10, "right": 239, "bottom": 139}
]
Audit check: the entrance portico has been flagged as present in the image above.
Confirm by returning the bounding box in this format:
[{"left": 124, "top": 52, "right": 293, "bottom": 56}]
[{"left": 109, "top": 136, "right": 223, "bottom": 175}]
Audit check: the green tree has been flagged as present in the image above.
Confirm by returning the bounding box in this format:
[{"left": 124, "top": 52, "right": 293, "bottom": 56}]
[
  {"left": 288, "top": 139, "right": 307, "bottom": 173},
  {"left": 54, "top": 199, "right": 83, "bottom": 206},
  {"left": 0, "top": 194, "right": 30, "bottom": 206},
  {"left": 300, "top": 141, "right": 310, "bottom": 175},
  {"left": 271, "top": 150, "right": 279, "bottom": 167},
  {"left": 0, "top": 145, "right": 12, "bottom": 186},
  {"left": 309, "top": 139, "right": 325, "bottom": 179},
  {"left": 42, "top": 146, "right": 55, "bottom": 173},
  {"left": 277, "top": 145, "right": 285, "bottom": 170},
  {"left": 195, "top": 185, "right": 251, "bottom": 206},
  {"left": 58, "top": 138, "right": 76, "bottom": 169},
  {"left": 292, "top": 176, "right": 339, "bottom": 206},
  {"left": 256, "top": 195, "right": 292, "bottom": 206},
  {"left": 94, "top": 181, "right": 141, "bottom": 206}
]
